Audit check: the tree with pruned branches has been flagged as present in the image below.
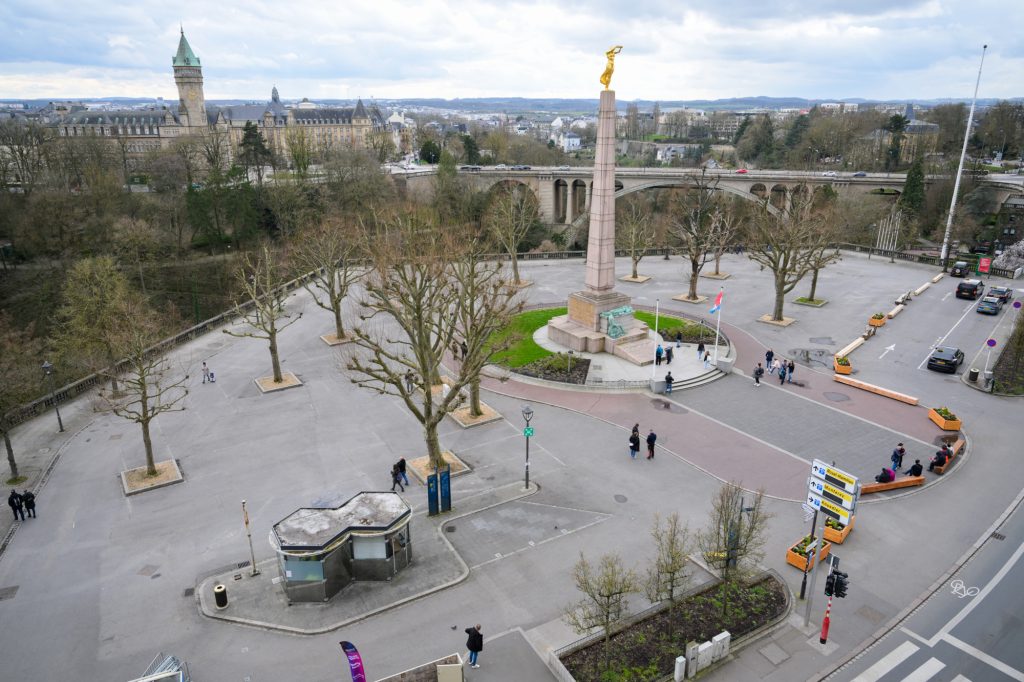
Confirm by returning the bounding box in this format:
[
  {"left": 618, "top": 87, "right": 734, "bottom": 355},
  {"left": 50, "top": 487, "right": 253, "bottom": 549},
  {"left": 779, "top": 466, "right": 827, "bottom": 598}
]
[
  {"left": 708, "top": 197, "right": 745, "bottom": 276},
  {"left": 483, "top": 182, "right": 539, "bottom": 285},
  {"left": 643, "top": 512, "right": 692, "bottom": 606},
  {"left": 224, "top": 244, "right": 302, "bottom": 384},
  {"left": 669, "top": 171, "right": 727, "bottom": 300},
  {"left": 616, "top": 194, "right": 657, "bottom": 279},
  {"left": 292, "top": 217, "right": 364, "bottom": 342},
  {"left": 565, "top": 551, "right": 639, "bottom": 673}
]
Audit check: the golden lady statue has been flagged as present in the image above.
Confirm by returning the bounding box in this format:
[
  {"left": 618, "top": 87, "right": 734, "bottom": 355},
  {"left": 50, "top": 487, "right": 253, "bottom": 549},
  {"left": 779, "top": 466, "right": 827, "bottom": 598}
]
[{"left": 600, "top": 46, "right": 624, "bottom": 89}]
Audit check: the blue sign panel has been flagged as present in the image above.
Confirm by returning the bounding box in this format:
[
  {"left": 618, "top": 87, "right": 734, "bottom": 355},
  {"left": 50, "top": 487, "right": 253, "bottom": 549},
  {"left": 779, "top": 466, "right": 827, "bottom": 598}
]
[
  {"left": 439, "top": 465, "right": 451, "bottom": 513},
  {"left": 427, "top": 473, "right": 439, "bottom": 516}
]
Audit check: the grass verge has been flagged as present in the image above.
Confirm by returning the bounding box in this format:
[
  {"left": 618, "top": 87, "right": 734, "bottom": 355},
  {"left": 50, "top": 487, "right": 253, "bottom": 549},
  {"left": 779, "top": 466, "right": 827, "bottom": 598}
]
[{"left": 490, "top": 307, "right": 566, "bottom": 367}]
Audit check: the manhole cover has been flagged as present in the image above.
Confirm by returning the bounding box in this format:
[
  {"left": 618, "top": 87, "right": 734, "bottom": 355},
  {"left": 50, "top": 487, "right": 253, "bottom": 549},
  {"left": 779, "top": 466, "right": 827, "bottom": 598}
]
[
  {"left": 823, "top": 392, "right": 851, "bottom": 402},
  {"left": 649, "top": 399, "right": 686, "bottom": 413},
  {"left": 38, "top": 447, "right": 50, "bottom": 454},
  {"left": 236, "top": 561, "right": 251, "bottom": 569},
  {"left": 446, "top": 526, "right": 456, "bottom": 532},
  {"left": 150, "top": 573, "right": 161, "bottom": 579},
  {"left": 183, "top": 587, "right": 195, "bottom": 597},
  {"left": 137, "top": 564, "right": 159, "bottom": 576},
  {"left": 809, "top": 337, "right": 835, "bottom": 345},
  {"left": 614, "top": 494, "right": 628, "bottom": 503},
  {"left": 0, "top": 586, "right": 18, "bottom": 601},
  {"left": 109, "top": 434, "right": 123, "bottom": 441}
]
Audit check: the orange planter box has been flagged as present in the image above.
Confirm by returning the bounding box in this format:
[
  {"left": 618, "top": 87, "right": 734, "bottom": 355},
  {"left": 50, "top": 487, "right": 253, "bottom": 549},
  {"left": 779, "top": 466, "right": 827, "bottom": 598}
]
[
  {"left": 833, "top": 359, "right": 852, "bottom": 375},
  {"left": 868, "top": 317, "right": 886, "bottom": 327},
  {"left": 824, "top": 516, "right": 855, "bottom": 544},
  {"left": 928, "top": 408, "right": 962, "bottom": 431},
  {"left": 785, "top": 537, "right": 832, "bottom": 570}
]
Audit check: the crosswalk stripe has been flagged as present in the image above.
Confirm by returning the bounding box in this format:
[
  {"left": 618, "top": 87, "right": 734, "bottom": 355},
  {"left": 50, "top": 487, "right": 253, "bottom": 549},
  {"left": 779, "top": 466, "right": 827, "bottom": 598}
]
[
  {"left": 852, "top": 641, "right": 920, "bottom": 682},
  {"left": 900, "top": 657, "right": 945, "bottom": 682},
  {"left": 950, "top": 675, "right": 972, "bottom": 682}
]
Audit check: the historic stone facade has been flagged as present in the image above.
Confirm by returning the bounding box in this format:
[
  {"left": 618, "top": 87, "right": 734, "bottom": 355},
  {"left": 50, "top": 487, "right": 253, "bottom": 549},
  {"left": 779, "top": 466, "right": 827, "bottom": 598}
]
[{"left": 53, "top": 30, "right": 385, "bottom": 167}]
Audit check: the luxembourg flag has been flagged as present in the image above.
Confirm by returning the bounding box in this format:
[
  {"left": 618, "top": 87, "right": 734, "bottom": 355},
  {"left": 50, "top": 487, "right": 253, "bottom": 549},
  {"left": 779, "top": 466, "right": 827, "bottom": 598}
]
[{"left": 709, "top": 290, "right": 724, "bottom": 315}]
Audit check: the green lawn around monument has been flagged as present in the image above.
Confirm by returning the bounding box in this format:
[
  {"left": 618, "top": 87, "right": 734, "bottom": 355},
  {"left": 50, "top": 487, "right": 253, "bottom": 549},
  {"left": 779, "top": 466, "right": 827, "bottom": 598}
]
[{"left": 489, "top": 307, "right": 566, "bottom": 367}]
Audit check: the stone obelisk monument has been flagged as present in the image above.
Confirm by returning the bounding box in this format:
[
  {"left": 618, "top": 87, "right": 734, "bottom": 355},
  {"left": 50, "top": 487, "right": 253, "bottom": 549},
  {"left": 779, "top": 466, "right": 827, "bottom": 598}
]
[{"left": 548, "top": 47, "right": 652, "bottom": 364}]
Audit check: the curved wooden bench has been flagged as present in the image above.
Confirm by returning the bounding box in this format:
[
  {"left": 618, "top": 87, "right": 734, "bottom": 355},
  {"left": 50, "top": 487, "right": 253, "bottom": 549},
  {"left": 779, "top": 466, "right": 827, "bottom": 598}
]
[
  {"left": 832, "top": 374, "right": 919, "bottom": 405},
  {"left": 861, "top": 475, "right": 925, "bottom": 495},
  {"left": 933, "top": 438, "right": 966, "bottom": 475}
]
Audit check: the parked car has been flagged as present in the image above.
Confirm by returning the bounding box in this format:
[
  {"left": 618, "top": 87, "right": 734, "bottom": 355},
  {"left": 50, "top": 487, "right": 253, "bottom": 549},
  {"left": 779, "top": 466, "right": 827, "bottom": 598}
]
[
  {"left": 970, "top": 241, "right": 992, "bottom": 254},
  {"left": 927, "top": 346, "right": 964, "bottom": 373},
  {"left": 821, "top": 171, "right": 838, "bottom": 177},
  {"left": 495, "top": 164, "right": 507, "bottom": 170},
  {"left": 852, "top": 171, "right": 867, "bottom": 177},
  {"left": 950, "top": 261, "right": 970, "bottom": 277},
  {"left": 735, "top": 168, "right": 748, "bottom": 174},
  {"left": 557, "top": 165, "right": 571, "bottom": 170},
  {"left": 988, "top": 285, "right": 1013, "bottom": 303},
  {"left": 976, "top": 296, "right": 1003, "bottom": 315},
  {"left": 955, "top": 279, "right": 985, "bottom": 299}
]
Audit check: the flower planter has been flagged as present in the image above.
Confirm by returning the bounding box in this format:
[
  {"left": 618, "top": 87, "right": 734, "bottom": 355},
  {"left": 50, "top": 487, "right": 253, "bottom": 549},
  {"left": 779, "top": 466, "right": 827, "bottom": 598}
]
[
  {"left": 868, "top": 316, "right": 886, "bottom": 327},
  {"left": 928, "top": 408, "right": 962, "bottom": 431},
  {"left": 785, "top": 537, "right": 832, "bottom": 570},
  {"left": 833, "top": 359, "right": 852, "bottom": 375},
  {"left": 823, "top": 516, "right": 855, "bottom": 544}
]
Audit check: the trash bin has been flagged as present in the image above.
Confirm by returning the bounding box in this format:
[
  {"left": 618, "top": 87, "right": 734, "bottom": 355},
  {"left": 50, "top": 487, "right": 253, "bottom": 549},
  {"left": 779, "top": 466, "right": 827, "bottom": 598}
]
[
  {"left": 984, "top": 370, "right": 994, "bottom": 388},
  {"left": 968, "top": 368, "right": 979, "bottom": 383},
  {"left": 213, "top": 584, "right": 228, "bottom": 609}
]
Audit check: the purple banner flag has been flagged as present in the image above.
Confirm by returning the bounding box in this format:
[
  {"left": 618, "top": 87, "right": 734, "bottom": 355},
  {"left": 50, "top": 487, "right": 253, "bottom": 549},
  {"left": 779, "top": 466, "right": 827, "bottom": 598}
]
[{"left": 340, "top": 641, "right": 366, "bottom": 682}]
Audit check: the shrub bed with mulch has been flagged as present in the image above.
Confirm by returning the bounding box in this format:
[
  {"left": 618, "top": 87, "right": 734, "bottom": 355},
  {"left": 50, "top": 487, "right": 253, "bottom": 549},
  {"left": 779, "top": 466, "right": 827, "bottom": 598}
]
[
  {"left": 517, "top": 353, "right": 591, "bottom": 384},
  {"left": 561, "top": 577, "right": 787, "bottom": 682}
]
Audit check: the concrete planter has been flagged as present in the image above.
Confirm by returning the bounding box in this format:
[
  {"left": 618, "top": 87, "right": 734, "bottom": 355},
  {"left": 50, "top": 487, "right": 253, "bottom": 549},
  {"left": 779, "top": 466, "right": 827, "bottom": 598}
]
[
  {"left": 833, "top": 359, "right": 852, "bottom": 375},
  {"left": 928, "top": 408, "right": 962, "bottom": 431},
  {"left": 785, "top": 537, "right": 832, "bottom": 570},
  {"left": 823, "top": 516, "right": 854, "bottom": 544}
]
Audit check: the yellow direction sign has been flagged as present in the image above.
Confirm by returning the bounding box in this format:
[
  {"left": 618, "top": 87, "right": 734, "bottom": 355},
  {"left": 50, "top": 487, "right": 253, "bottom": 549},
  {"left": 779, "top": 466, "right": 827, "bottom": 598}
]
[
  {"left": 806, "top": 491, "right": 852, "bottom": 525},
  {"left": 808, "top": 478, "right": 856, "bottom": 511},
  {"left": 811, "top": 459, "right": 858, "bottom": 495}
]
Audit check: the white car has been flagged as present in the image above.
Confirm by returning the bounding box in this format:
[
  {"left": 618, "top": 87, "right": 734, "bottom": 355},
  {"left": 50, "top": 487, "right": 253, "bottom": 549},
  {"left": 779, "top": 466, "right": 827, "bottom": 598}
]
[{"left": 821, "top": 171, "right": 838, "bottom": 177}]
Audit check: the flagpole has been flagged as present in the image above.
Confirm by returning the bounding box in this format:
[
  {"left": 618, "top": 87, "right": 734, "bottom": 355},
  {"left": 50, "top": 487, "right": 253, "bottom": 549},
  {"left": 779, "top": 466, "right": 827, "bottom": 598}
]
[
  {"left": 652, "top": 298, "right": 660, "bottom": 380},
  {"left": 713, "top": 287, "right": 723, "bottom": 364}
]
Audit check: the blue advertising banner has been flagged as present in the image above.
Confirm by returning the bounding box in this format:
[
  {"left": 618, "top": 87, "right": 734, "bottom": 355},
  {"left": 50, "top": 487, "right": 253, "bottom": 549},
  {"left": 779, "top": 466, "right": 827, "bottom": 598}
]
[
  {"left": 340, "top": 641, "right": 366, "bottom": 682},
  {"left": 427, "top": 473, "right": 439, "bottom": 516},
  {"left": 439, "top": 465, "right": 451, "bottom": 513}
]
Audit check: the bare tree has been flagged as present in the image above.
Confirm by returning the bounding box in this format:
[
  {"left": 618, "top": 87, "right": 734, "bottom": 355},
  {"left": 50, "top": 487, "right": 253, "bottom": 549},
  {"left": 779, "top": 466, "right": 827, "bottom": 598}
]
[
  {"left": 643, "top": 512, "right": 692, "bottom": 605},
  {"left": 696, "top": 482, "right": 772, "bottom": 615},
  {"left": 0, "top": 314, "right": 45, "bottom": 480},
  {"left": 709, "top": 197, "right": 744, "bottom": 276},
  {"left": 0, "top": 119, "right": 49, "bottom": 198},
  {"left": 224, "top": 244, "right": 302, "bottom": 383},
  {"left": 564, "top": 552, "right": 639, "bottom": 672},
  {"left": 615, "top": 194, "right": 656, "bottom": 279},
  {"left": 98, "top": 297, "right": 188, "bottom": 476},
  {"left": 669, "top": 171, "right": 726, "bottom": 300},
  {"left": 483, "top": 182, "right": 539, "bottom": 285},
  {"left": 746, "top": 192, "right": 834, "bottom": 321},
  {"left": 292, "top": 217, "right": 364, "bottom": 341}
]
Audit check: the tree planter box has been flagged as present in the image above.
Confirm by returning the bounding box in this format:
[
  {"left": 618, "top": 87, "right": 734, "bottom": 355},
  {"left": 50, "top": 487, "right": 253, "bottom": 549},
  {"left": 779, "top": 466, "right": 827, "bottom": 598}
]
[
  {"left": 833, "top": 359, "right": 852, "bottom": 375},
  {"left": 823, "top": 516, "right": 854, "bottom": 544},
  {"left": 785, "top": 538, "right": 832, "bottom": 570},
  {"left": 868, "top": 317, "right": 887, "bottom": 327},
  {"left": 928, "top": 408, "right": 962, "bottom": 431}
]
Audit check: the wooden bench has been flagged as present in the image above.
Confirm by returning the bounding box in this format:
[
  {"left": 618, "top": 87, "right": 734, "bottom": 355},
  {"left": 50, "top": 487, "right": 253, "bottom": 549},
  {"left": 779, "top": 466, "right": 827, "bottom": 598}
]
[
  {"left": 933, "top": 438, "right": 966, "bottom": 475},
  {"left": 832, "top": 374, "right": 919, "bottom": 405},
  {"left": 887, "top": 304, "right": 905, "bottom": 319},
  {"left": 860, "top": 475, "right": 925, "bottom": 495},
  {"left": 836, "top": 338, "right": 865, "bottom": 358}
]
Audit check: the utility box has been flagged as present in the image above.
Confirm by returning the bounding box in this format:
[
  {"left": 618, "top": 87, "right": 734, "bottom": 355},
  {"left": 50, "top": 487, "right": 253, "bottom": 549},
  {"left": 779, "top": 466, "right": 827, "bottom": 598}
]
[
  {"left": 685, "top": 642, "right": 699, "bottom": 679},
  {"left": 697, "top": 641, "right": 714, "bottom": 670},
  {"left": 711, "top": 631, "right": 731, "bottom": 661}
]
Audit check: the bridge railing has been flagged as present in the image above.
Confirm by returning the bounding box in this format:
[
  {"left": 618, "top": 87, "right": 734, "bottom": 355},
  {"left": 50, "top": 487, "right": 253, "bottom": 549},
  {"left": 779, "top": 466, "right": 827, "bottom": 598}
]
[{"left": 834, "top": 243, "right": 1021, "bottom": 279}]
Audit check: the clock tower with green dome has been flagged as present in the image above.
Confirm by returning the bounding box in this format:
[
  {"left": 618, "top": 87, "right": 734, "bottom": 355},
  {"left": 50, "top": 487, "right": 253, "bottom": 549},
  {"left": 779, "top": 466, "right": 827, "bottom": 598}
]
[{"left": 173, "top": 29, "right": 207, "bottom": 131}]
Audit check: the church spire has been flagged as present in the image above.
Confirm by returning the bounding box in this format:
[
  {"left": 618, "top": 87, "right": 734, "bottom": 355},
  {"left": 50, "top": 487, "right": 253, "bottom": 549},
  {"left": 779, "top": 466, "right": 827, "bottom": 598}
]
[
  {"left": 272, "top": 85, "right": 280, "bottom": 103},
  {"left": 173, "top": 30, "right": 200, "bottom": 67}
]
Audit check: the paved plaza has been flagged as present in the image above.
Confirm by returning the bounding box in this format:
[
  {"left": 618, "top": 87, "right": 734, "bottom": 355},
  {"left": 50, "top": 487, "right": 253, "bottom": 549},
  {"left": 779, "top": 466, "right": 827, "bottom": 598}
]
[{"left": 0, "top": 252, "right": 1021, "bottom": 681}]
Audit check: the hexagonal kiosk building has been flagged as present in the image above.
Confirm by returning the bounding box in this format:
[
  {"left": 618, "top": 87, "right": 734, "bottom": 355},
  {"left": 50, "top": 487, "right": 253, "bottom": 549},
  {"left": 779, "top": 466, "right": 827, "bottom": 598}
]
[{"left": 271, "top": 491, "right": 412, "bottom": 603}]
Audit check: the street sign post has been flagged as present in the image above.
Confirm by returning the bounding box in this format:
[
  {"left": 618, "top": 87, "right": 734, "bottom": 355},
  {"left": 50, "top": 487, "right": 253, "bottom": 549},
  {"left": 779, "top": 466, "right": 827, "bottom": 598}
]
[
  {"left": 806, "top": 491, "right": 852, "bottom": 526},
  {"left": 808, "top": 478, "right": 856, "bottom": 511},
  {"left": 811, "top": 459, "right": 858, "bottom": 495},
  {"left": 523, "top": 426, "right": 534, "bottom": 437}
]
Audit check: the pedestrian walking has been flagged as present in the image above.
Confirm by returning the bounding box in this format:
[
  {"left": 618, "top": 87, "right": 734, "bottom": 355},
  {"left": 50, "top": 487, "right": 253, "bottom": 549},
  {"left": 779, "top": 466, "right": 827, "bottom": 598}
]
[
  {"left": 891, "top": 443, "right": 905, "bottom": 472},
  {"left": 778, "top": 364, "right": 787, "bottom": 385},
  {"left": 771, "top": 358, "right": 781, "bottom": 375},
  {"left": 655, "top": 344, "right": 664, "bottom": 366},
  {"left": 703, "top": 350, "right": 711, "bottom": 368},
  {"left": 675, "top": 331, "right": 682, "bottom": 348},
  {"left": 697, "top": 341, "right": 706, "bottom": 360},
  {"left": 201, "top": 362, "right": 210, "bottom": 384},
  {"left": 753, "top": 362, "right": 764, "bottom": 386},
  {"left": 404, "top": 370, "right": 415, "bottom": 393},
  {"left": 390, "top": 464, "right": 405, "bottom": 492},
  {"left": 396, "top": 458, "right": 409, "bottom": 486},
  {"left": 765, "top": 348, "right": 774, "bottom": 369},
  {"left": 450, "top": 340, "right": 460, "bottom": 360},
  {"left": 787, "top": 359, "right": 795, "bottom": 383},
  {"left": 664, "top": 371, "right": 674, "bottom": 395},
  {"left": 628, "top": 431, "right": 641, "bottom": 459},
  {"left": 665, "top": 346, "right": 673, "bottom": 365},
  {"left": 646, "top": 429, "right": 657, "bottom": 459},
  {"left": 21, "top": 490, "right": 35, "bottom": 518},
  {"left": 632, "top": 423, "right": 640, "bottom": 436},
  {"left": 460, "top": 341, "right": 468, "bottom": 361},
  {"left": 8, "top": 490, "right": 25, "bottom": 521},
  {"left": 465, "top": 624, "right": 484, "bottom": 668}
]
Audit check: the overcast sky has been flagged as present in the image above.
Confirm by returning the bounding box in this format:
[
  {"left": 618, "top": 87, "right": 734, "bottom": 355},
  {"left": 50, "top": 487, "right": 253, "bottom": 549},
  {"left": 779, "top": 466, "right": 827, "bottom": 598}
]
[{"left": 1, "top": 0, "right": 1020, "bottom": 102}]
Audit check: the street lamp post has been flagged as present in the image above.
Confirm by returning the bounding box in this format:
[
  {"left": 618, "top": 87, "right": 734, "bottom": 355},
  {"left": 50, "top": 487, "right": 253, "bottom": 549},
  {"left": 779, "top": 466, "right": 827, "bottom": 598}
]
[
  {"left": 41, "top": 360, "right": 64, "bottom": 433},
  {"left": 521, "top": 405, "right": 534, "bottom": 491}
]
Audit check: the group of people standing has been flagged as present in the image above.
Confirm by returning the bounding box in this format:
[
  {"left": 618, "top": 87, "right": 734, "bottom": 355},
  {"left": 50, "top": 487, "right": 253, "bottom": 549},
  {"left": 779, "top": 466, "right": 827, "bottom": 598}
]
[
  {"left": 875, "top": 441, "right": 950, "bottom": 483},
  {"left": 753, "top": 349, "right": 796, "bottom": 386},
  {"left": 8, "top": 489, "right": 36, "bottom": 521},
  {"left": 628, "top": 423, "right": 657, "bottom": 460}
]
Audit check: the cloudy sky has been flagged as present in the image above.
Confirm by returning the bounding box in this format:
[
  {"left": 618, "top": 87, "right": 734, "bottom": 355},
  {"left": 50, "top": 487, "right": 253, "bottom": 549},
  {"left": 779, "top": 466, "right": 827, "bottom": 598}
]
[{"left": 1, "top": 0, "right": 1021, "bottom": 102}]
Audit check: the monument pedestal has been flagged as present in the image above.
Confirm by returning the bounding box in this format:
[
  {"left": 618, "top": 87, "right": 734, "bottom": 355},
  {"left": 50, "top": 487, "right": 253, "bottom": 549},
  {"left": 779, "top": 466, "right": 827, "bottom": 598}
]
[{"left": 547, "top": 290, "right": 652, "bottom": 363}]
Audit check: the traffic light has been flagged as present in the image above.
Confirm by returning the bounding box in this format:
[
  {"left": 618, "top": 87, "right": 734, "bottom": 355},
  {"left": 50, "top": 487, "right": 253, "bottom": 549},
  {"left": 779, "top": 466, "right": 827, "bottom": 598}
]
[
  {"left": 824, "top": 572, "right": 836, "bottom": 597},
  {"left": 833, "top": 571, "right": 849, "bottom": 598}
]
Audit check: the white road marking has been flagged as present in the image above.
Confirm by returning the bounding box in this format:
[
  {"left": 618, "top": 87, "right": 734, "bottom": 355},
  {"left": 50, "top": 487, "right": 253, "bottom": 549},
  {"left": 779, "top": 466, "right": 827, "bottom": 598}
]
[
  {"left": 943, "top": 635, "right": 1024, "bottom": 681},
  {"left": 879, "top": 344, "right": 896, "bottom": 359},
  {"left": 950, "top": 675, "right": 973, "bottom": 682},
  {"left": 917, "top": 302, "right": 975, "bottom": 369},
  {"left": 934, "top": 540, "right": 1024, "bottom": 644},
  {"left": 942, "top": 292, "right": 952, "bottom": 301},
  {"left": 851, "top": 641, "right": 919, "bottom": 681},
  {"left": 900, "top": 657, "right": 944, "bottom": 681}
]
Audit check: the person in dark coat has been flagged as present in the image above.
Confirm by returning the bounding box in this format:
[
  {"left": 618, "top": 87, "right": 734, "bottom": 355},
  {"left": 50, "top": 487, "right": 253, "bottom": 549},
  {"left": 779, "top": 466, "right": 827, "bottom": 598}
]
[
  {"left": 655, "top": 345, "right": 664, "bottom": 366},
  {"left": 697, "top": 341, "right": 706, "bottom": 360},
  {"left": 891, "top": 443, "right": 906, "bottom": 473},
  {"left": 675, "top": 331, "right": 682, "bottom": 348},
  {"left": 787, "top": 359, "right": 796, "bottom": 383},
  {"left": 396, "top": 458, "right": 409, "bottom": 486},
  {"left": 765, "top": 348, "right": 774, "bottom": 369},
  {"left": 390, "top": 465, "right": 405, "bottom": 492},
  {"left": 646, "top": 430, "right": 657, "bottom": 460},
  {"left": 628, "top": 431, "right": 641, "bottom": 459},
  {"left": 905, "top": 460, "right": 923, "bottom": 477},
  {"left": 665, "top": 345, "right": 673, "bottom": 365},
  {"left": 8, "top": 490, "right": 25, "bottom": 521},
  {"left": 465, "top": 624, "right": 483, "bottom": 668},
  {"left": 21, "top": 490, "right": 35, "bottom": 518}
]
